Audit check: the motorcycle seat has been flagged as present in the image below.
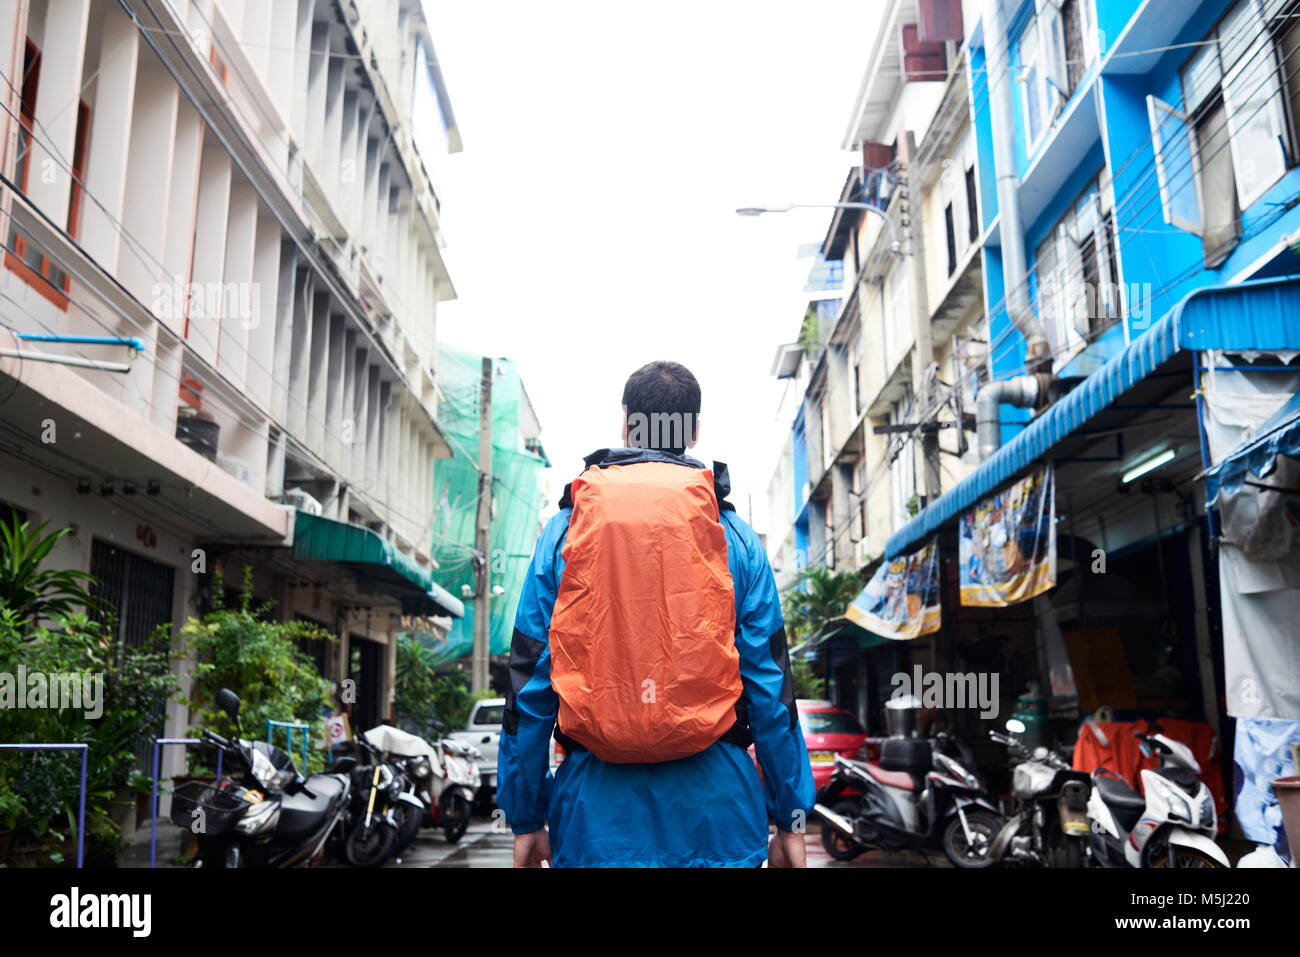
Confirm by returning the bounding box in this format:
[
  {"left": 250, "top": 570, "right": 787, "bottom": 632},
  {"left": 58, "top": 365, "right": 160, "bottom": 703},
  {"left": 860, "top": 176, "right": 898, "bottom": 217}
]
[
  {"left": 862, "top": 761, "right": 918, "bottom": 792},
  {"left": 277, "top": 774, "right": 347, "bottom": 841},
  {"left": 1094, "top": 774, "right": 1145, "bottom": 812}
]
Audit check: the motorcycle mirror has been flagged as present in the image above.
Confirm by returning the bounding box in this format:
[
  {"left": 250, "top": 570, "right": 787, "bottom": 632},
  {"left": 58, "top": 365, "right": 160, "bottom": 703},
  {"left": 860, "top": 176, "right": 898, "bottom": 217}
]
[
  {"left": 1005, "top": 718, "right": 1026, "bottom": 734},
  {"left": 215, "top": 688, "right": 241, "bottom": 722}
]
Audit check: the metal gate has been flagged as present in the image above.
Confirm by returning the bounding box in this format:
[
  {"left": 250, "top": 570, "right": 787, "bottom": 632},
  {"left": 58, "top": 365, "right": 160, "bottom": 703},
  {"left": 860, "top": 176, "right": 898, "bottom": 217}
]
[{"left": 89, "top": 539, "right": 176, "bottom": 767}]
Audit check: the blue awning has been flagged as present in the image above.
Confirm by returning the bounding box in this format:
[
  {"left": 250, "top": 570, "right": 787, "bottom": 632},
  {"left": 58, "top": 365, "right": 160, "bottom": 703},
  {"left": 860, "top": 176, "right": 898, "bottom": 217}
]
[
  {"left": 886, "top": 276, "right": 1300, "bottom": 559},
  {"left": 1204, "top": 390, "right": 1300, "bottom": 505}
]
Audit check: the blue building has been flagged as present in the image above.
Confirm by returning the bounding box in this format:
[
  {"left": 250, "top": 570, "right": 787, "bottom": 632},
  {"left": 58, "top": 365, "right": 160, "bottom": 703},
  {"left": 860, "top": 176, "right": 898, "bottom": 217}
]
[{"left": 876, "top": 0, "right": 1300, "bottom": 863}]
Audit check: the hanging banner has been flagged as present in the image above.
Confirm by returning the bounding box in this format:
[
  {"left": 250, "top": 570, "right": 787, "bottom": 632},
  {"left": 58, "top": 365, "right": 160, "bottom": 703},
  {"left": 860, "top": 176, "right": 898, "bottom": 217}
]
[
  {"left": 845, "top": 541, "right": 941, "bottom": 640},
  {"left": 959, "top": 464, "right": 1056, "bottom": 607}
]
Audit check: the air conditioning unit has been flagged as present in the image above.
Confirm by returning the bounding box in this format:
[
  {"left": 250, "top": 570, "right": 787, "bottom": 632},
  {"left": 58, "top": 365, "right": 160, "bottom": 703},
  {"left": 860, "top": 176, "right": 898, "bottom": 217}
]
[{"left": 285, "top": 487, "right": 322, "bottom": 516}]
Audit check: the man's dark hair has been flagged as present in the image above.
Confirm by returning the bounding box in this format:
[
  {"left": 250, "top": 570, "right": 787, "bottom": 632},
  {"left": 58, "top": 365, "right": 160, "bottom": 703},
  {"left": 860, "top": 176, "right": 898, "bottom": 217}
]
[{"left": 621, "top": 361, "right": 701, "bottom": 455}]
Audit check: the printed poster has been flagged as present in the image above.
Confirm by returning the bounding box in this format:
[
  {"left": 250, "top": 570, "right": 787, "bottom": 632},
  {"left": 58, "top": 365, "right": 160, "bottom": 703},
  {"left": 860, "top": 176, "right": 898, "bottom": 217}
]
[
  {"left": 845, "top": 541, "right": 941, "bottom": 640},
  {"left": 959, "top": 465, "right": 1056, "bottom": 607}
]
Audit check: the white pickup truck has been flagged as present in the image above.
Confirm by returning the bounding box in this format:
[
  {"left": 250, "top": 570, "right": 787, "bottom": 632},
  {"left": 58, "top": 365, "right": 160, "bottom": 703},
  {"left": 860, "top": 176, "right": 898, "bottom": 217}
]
[{"left": 447, "top": 698, "right": 560, "bottom": 799}]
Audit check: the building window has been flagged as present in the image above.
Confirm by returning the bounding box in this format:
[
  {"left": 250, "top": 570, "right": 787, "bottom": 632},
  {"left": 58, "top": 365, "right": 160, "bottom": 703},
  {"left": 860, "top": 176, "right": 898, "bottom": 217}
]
[
  {"left": 884, "top": 264, "right": 912, "bottom": 373},
  {"left": 67, "top": 101, "right": 91, "bottom": 239},
  {"left": 965, "top": 165, "right": 980, "bottom": 242},
  {"left": 849, "top": 333, "right": 863, "bottom": 416},
  {"left": 939, "top": 131, "right": 978, "bottom": 278},
  {"left": 1034, "top": 176, "right": 1121, "bottom": 360},
  {"left": 1148, "top": 0, "right": 1300, "bottom": 266},
  {"left": 14, "top": 40, "right": 40, "bottom": 193}
]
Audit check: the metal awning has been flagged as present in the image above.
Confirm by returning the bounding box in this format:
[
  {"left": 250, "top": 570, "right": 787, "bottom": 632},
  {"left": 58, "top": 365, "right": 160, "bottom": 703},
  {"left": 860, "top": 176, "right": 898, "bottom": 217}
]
[
  {"left": 790, "top": 616, "right": 892, "bottom": 659},
  {"left": 886, "top": 275, "right": 1300, "bottom": 558},
  {"left": 291, "top": 510, "right": 465, "bottom": 618},
  {"left": 1205, "top": 389, "right": 1300, "bottom": 505}
]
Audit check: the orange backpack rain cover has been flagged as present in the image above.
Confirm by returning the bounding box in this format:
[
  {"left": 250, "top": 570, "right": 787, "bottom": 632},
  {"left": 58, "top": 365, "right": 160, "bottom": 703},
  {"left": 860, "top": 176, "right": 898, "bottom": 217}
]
[{"left": 549, "top": 461, "right": 742, "bottom": 764}]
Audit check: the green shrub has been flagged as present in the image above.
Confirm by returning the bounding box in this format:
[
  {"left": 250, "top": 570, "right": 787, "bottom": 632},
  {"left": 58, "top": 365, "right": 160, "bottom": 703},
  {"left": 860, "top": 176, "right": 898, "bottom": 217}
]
[{"left": 178, "top": 567, "right": 335, "bottom": 773}]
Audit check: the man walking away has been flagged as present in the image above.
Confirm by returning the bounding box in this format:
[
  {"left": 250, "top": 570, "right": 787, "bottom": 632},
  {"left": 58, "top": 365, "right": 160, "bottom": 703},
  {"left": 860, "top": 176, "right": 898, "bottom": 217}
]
[{"left": 498, "top": 360, "right": 814, "bottom": 867}]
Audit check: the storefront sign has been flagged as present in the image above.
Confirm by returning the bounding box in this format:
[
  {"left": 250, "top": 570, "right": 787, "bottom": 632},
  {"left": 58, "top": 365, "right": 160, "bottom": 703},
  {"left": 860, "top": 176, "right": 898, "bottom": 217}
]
[
  {"left": 845, "top": 541, "right": 941, "bottom": 640},
  {"left": 959, "top": 465, "right": 1056, "bottom": 607}
]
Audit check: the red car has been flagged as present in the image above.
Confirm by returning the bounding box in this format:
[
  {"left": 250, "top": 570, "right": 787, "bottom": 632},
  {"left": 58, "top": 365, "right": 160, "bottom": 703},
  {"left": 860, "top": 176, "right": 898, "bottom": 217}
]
[
  {"left": 750, "top": 699, "right": 872, "bottom": 791},
  {"left": 797, "top": 700, "right": 871, "bottom": 791}
]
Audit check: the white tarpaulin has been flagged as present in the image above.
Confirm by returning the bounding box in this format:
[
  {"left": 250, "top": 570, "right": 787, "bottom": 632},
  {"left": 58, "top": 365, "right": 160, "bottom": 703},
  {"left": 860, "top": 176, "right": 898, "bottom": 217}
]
[{"left": 1203, "top": 356, "right": 1300, "bottom": 720}]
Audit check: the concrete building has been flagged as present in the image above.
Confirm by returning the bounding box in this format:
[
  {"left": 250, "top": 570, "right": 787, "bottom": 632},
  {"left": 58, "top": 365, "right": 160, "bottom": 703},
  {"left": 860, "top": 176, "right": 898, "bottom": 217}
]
[{"left": 0, "top": 0, "right": 464, "bottom": 748}]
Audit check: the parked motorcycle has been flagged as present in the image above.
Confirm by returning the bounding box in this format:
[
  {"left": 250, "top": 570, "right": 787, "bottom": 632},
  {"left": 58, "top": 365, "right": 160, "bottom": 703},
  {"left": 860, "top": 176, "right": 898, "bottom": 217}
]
[
  {"left": 814, "top": 731, "right": 1001, "bottom": 868},
  {"left": 1085, "top": 726, "right": 1229, "bottom": 868},
  {"left": 987, "top": 719, "right": 1091, "bottom": 867},
  {"left": 333, "top": 733, "right": 417, "bottom": 867},
  {"left": 170, "top": 688, "right": 351, "bottom": 869},
  {"left": 361, "top": 724, "right": 480, "bottom": 846},
  {"left": 430, "top": 737, "right": 480, "bottom": 843},
  {"left": 361, "top": 724, "right": 443, "bottom": 851}
]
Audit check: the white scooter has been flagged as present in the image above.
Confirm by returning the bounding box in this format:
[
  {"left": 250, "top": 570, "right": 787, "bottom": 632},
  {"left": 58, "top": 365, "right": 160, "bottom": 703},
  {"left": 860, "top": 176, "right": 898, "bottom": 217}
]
[{"left": 1085, "top": 727, "right": 1229, "bottom": 868}]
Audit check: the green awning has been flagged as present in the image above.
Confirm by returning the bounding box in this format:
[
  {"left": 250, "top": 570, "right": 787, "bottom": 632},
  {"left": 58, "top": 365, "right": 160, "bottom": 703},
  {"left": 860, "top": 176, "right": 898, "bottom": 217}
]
[
  {"left": 291, "top": 510, "right": 464, "bottom": 618},
  {"left": 791, "top": 616, "right": 891, "bottom": 659}
]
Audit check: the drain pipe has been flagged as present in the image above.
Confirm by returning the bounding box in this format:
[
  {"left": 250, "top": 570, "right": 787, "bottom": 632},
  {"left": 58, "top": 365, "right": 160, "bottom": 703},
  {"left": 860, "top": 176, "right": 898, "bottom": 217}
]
[
  {"left": 977, "top": 373, "right": 1075, "bottom": 461},
  {"left": 983, "top": 0, "right": 1049, "bottom": 367},
  {"left": 976, "top": 375, "right": 1040, "bottom": 461}
]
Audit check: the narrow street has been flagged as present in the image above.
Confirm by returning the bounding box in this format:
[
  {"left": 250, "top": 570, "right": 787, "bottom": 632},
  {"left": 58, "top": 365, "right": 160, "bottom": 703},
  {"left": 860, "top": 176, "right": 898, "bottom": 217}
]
[{"left": 385, "top": 820, "right": 941, "bottom": 869}]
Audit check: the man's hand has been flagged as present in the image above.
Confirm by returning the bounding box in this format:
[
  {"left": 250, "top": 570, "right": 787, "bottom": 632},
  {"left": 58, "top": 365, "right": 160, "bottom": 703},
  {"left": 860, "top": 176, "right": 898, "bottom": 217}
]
[
  {"left": 767, "top": 829, "right": 807, "bottom": 868},
  {"left": 513, "top": 828, "right": 552, "bottom": 868}
]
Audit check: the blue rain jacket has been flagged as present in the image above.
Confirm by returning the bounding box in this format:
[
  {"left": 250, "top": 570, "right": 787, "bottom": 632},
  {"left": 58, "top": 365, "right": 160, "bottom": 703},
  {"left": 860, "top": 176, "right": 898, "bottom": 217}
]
[{"left": 497, "top": 449, "right": 814, "bottom": 867}]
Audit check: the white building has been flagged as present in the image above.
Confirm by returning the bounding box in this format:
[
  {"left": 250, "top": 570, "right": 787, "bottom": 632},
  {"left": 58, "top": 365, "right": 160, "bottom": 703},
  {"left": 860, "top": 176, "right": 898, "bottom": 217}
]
[{"left": 0, "top": 0, "right": 464, "bottom": 745}]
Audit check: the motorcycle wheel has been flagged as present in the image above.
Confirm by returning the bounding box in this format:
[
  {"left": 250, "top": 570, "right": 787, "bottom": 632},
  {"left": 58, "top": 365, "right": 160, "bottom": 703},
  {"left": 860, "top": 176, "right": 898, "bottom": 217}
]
[
  {"left": 344, "top": 818, "right": 397, "bottom": 868},
  {"left": 820, "top": 801, "right": 866, "bottom": 861},
  {"left": 1149, "top": 845, "right": 1227, "bottom": 868},
  {"left": 442, "top": 793, "right": 470, "bottom": 844},
  {"left": 395, "top": 802, "right": 423, "bottom": 851},
  {"left": 942, "top": 810, "right": 999, "bottom": 869}
]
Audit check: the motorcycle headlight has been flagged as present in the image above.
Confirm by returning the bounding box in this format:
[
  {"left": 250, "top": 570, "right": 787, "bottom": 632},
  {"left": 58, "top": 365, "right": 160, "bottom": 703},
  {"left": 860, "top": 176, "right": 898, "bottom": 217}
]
[
  {"left": 1199, "top": 792, "right": 1216, "bottom": 829},
  {"left": 409, "top": 756, "right": 430, "bottom": 778},
  {"left": 234, "top": 799, "right": 280, "bottom": 837}
]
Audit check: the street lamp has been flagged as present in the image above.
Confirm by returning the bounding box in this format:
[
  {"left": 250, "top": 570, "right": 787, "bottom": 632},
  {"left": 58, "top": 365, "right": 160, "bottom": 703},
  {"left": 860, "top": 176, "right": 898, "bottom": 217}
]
[{"left": 736, "top": 202, "right": 905, "bottom": 254}]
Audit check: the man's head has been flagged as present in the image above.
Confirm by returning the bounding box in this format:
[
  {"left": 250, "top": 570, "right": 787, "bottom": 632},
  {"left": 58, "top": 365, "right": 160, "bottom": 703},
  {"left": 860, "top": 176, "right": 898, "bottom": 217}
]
[{"left": 620, "top": 361, "right": 701, "bottom": 455}]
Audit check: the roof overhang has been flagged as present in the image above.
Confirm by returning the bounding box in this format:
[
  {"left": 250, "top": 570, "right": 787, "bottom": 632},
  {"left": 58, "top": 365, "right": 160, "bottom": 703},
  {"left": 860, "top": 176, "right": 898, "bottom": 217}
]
[{"left": 886, "top": 275, "right": 1300, "bottom": 558}]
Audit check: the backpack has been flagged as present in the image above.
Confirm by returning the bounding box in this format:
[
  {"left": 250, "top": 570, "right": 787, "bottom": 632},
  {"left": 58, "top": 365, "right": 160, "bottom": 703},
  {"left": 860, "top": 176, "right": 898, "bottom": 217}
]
[{"left": 549, "top": 459, "right": 743, "bottom": 763}]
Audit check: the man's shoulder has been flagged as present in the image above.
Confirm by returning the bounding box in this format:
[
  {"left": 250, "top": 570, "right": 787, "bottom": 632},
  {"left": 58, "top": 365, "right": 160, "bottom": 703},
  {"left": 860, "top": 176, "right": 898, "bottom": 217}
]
[{"left": 720, "top": 511, "right": 765, "bottom": 569}]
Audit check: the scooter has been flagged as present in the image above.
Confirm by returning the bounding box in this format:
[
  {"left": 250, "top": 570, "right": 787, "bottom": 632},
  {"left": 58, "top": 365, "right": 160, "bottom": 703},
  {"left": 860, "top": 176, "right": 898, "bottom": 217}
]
[
  {"left": 171, "top": 688, "right": 352, "bottom": 869},
  {"left": 814, "top": 731, "right": 1001, "bottom": 868},
  {"left": 1085, "top": 726, "right": 1229, "bottom": 868},
  {"left": 988, "top": 719, "right": 1091, "bottom": 867},
  {"left": 428, "top": 737, "right": 479, "bottom": 843}
]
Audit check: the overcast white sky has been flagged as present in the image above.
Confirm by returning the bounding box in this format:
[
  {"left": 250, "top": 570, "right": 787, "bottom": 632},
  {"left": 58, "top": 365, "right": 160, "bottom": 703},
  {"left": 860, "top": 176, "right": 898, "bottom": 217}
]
[{"left": 422, "top": 1, "right": 883, "bottom": 534}]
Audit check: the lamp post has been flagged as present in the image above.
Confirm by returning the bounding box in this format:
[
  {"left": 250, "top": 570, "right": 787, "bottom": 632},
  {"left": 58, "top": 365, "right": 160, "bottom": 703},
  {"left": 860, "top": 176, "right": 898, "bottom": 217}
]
[{"left": 736, "top": 202, "right": 906, "bottom": 255}]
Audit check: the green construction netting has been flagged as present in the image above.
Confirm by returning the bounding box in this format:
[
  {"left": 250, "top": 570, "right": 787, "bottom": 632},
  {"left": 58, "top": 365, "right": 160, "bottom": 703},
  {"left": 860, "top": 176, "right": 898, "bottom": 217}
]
[{"left": 401, "top": 344, "right": 547, "bottom": 664}]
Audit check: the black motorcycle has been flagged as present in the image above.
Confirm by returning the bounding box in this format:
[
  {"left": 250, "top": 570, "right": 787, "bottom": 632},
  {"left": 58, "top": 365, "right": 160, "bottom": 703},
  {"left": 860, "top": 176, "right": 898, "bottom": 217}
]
[
  {"left": 332, "top": 734, "right": 417, "bottom": 867},
  {"left": 987, "top": 721, "right": 1091, "bottom": 867},
  {"left": 170, "top": 689, "right": 351, "bottom": 868},
  {"left": 814, "top": 732, "right": 1001, "bottom": 868}
]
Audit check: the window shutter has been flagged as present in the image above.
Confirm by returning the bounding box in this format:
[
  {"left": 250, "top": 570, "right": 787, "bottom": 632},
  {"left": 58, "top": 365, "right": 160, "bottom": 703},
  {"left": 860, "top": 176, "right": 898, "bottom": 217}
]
[
  {"left": 901, "top": 24, "right": 947, "bottom": 81},
  {"left": 918, "top": 0, "right": 964, "bottom": 43},
  {"left": 1146, "top": 94, "right": 1204, "bottom": 236}
]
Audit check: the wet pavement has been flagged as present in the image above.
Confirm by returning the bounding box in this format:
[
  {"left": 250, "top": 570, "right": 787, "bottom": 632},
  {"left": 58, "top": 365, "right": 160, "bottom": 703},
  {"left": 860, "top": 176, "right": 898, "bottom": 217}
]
[
  {"left": 123, "top": 815, "right": 943, "bottom": 868},
  {"left": 389, "top": 818, "right": 944, "bottom": 868}
]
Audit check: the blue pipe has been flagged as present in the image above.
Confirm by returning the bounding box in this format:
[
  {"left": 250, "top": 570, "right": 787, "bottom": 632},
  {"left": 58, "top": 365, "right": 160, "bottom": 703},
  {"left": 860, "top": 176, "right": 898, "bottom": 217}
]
[{"left": 17, "top": 333, "right": 145, "bottom": 352}]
